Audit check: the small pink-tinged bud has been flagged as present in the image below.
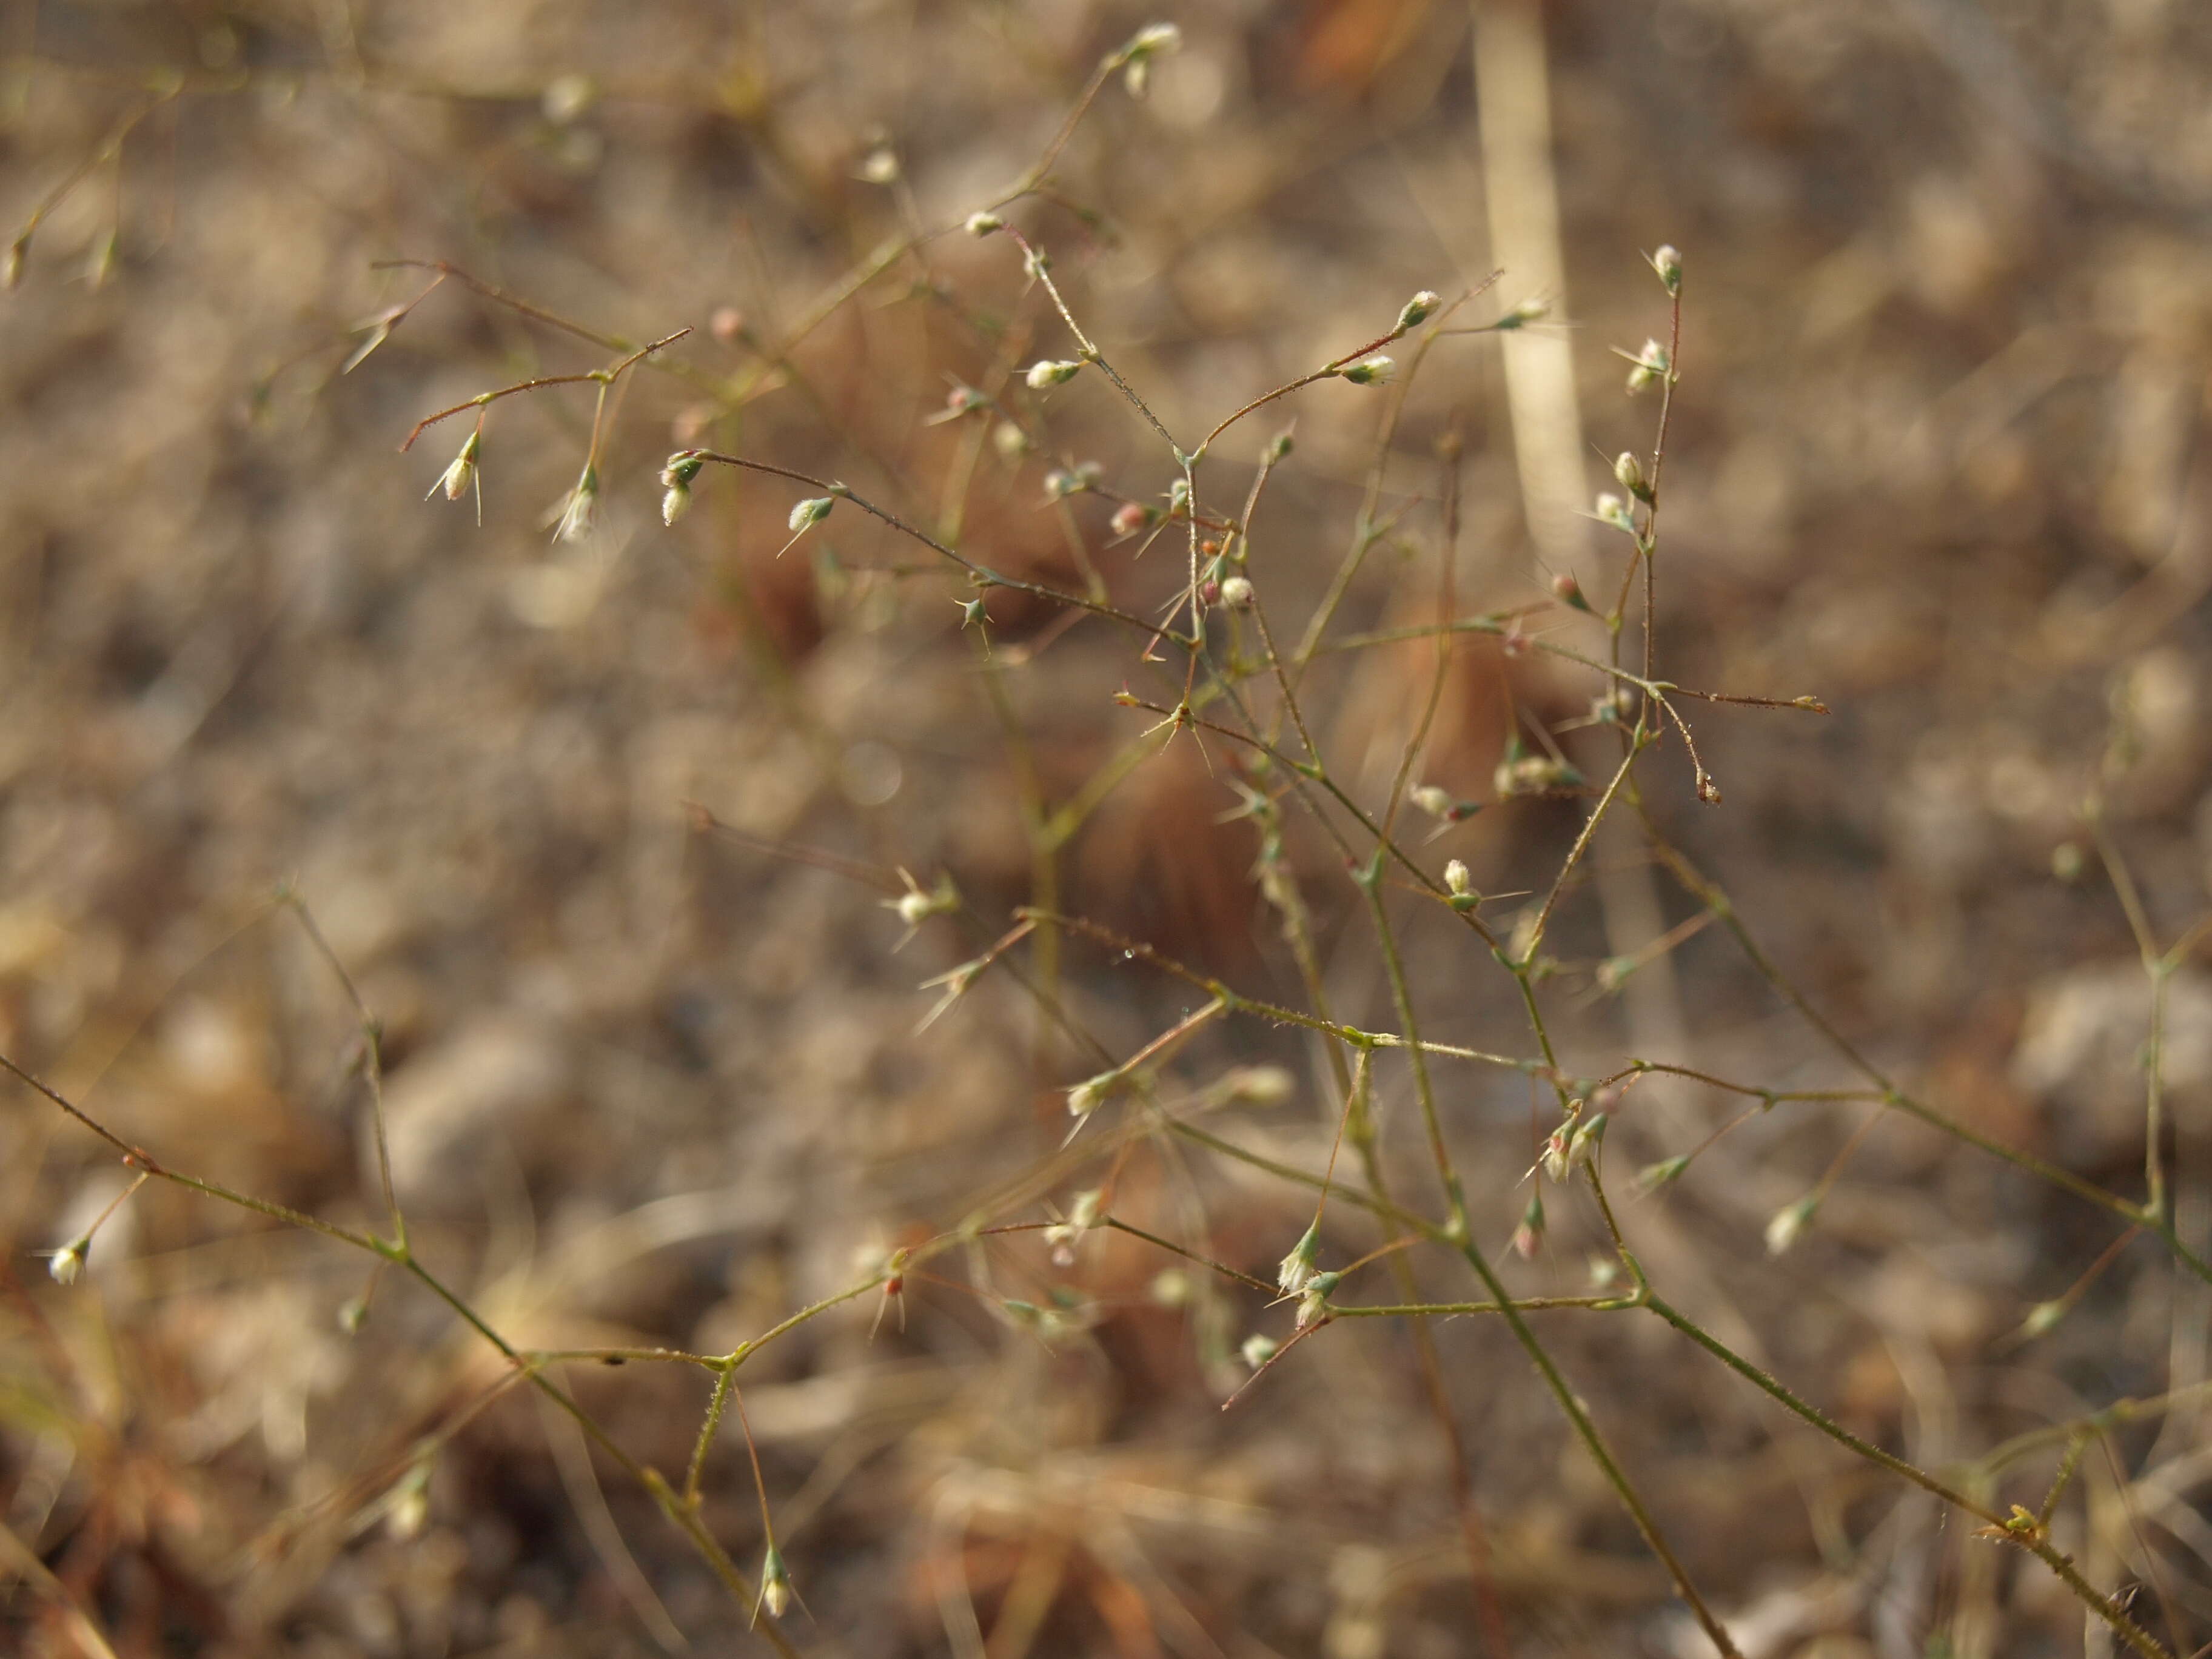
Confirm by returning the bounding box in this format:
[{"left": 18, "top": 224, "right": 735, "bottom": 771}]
[
  {"left": 1511, "top": 1193, "right": 1545, "bottom": 1259},
  {"left": 1550, "top": 571, "right": 1590, "bottom": 612},
  {"left": 709, "top": 306, "right": 746, "bottom": 344},
  {"left": 1566, "top": 1111, "right": 1607, "bottom": 1171},
  {"left": 1110, "top": 500, "right": 1153, "bottom": 538}
]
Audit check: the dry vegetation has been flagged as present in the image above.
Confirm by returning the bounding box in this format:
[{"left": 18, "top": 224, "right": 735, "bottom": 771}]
[{"left": 8, "top": 3, "right": 2212, "bottom": 1657}]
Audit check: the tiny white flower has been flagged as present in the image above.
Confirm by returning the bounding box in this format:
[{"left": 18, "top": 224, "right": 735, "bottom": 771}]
[
  {"left": 1443, "top": 859, "right": 1473, "bottom": 897},
  {"left": 1410, "top": 783, "right": 1453, "bottom": 819},
  {"left": 965, "top": 210, "right": 1005, "bottom": 237},
  {"left": 1241, "top": 1332, "right": 1279, "bottom": 1370},
  {"left": 1339, "top": 355, "right": 1395, "bottom": 386},
  {"left": 46, "top": 1240, "right": 85, "bottom": 1285},
  {"left": 1217, "top": 574, "right": 1254, "bottom": 608},
  {"left": 788, "top": 495, "right": 834, "bottom": 532}
]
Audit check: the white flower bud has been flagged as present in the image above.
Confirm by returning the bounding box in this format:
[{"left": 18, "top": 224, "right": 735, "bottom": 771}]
[
  {"left": 1511, "top": 1193, "right": 1544, "bottom": 1259},
  {"left": 554, "top": 467, "right": 599, "bottom": 543},
  {"left": 1296, "top": 1270, "right": 1340, "bottom": 1329},
  {"left": 1410, "top": 783, "right": 1453, "bottom": 819},
  {"left": 1241, "top": 1332, "right": 1279, "bottom": 1370},
  {"left": 1624, "top": 338, "right": 1670, "bottom": 394},
  {"left": 1276, "top": 1221, "right": 1321, "bottom": 1297},
  {"left": 759, "top": 1545, "right": 793, "bottom": 1620},
  {"left": 1493, "top": 298, "right": 1547, "bottom": 330},
  {"left": 1613, "top": 451, "right": 1646, "bottom": 495},
  {"left": 429, "top": 429, "right": 480, "bottom": 503},
  {"left": 1025, "top": 358, "right": 1084, "bottom": 390},
  {"left": 1765, "top": 1195, "right": 1818, "bottom": 1257},
  {"left": 965, "top": 210, "right": 1005, "bottom": 237},
  {"left": 1650, "top": 244, "right": 1682, "bottom": 295},
  {"left": 1566, "top": 1111, "right": 1607, "bottom": 1171},
  {"left": 788, "top": 495, "right": 834, "bottom": 532},
  {"left": 1444, "top": 859, "right": 1473, "bottom": 896},
  {"left": 1067, "top": 1071, "right": 1118, "bottom": 1119},
  {"left": 1339, "top": 355, "right": 1395, "bottom": 386},
  {"left": 1221, "top": 1065, "right": 1295, "bottom": 1105},
  {"left": 1594, "top": 492, "right": 1634, "bottom": 532},
  {"left": 1540, "top": 1126, "right": 1571, "bottom": 1184},
  {"left": 1217, "top": 574, "right": 1254, "bottom": 608},
  {"left": 1396, "top": 290, "right": 1442, "bottom": 331},
  {"left": 47, "top": 1240, "right": 84, "bottom": 1285}
]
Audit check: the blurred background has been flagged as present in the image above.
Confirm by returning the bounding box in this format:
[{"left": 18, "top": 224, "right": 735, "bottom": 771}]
[{"left": 5, "top": 1, "right": 2212, "bottom": 1655}]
